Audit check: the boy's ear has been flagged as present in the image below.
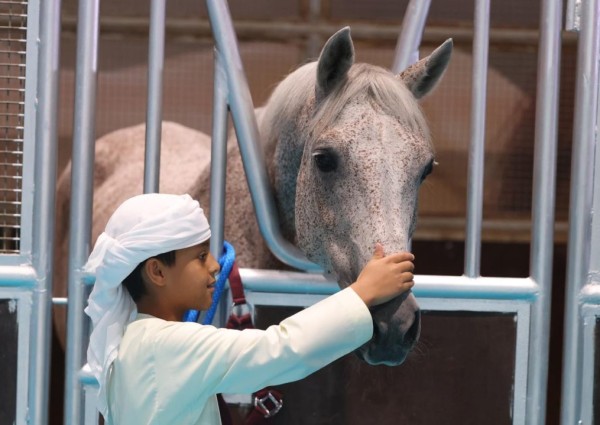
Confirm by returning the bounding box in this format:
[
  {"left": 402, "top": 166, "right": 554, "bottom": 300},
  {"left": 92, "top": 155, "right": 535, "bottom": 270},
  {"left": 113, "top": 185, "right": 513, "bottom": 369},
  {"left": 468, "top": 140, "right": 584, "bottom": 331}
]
[{"left": 143, "top": 258, "right": 167, "bottom": 287}]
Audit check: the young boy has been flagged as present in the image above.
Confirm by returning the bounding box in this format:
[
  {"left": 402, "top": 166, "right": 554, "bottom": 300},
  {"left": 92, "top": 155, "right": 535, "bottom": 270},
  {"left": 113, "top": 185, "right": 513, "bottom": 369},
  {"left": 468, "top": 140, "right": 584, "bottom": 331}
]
[{"left": 85, "top": 193, "right": 415, "bottom": 425}]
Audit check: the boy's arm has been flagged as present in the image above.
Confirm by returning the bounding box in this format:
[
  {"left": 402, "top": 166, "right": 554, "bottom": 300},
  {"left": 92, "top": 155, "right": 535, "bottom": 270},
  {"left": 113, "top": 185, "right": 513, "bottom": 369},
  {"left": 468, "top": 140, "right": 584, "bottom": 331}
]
[{"left": 154, "top": 287, "right": 372, "bottom": 396}]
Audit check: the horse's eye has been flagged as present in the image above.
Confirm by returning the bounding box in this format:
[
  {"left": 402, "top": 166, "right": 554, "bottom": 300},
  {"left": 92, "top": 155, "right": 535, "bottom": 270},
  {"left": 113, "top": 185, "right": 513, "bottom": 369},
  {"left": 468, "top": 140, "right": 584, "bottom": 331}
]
[
  {"left": 420, "top": 159, "right": 434, "bottom": 182},
  {"left": 313, "top": 150, "right": 338, "bottom": 172}
]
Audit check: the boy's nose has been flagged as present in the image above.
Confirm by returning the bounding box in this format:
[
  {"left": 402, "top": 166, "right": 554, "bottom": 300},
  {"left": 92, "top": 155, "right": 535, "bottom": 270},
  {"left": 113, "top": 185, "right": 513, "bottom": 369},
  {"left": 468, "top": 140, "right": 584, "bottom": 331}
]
[{"left": 209, "top": 254, "right": 221, "bottom": 275}]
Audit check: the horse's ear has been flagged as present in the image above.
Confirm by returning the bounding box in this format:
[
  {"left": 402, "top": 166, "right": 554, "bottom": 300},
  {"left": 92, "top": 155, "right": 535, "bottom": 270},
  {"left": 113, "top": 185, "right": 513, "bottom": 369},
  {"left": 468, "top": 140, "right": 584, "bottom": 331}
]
[
  {"left": 316, "top": 27, "right": 355, "bottom": 99},
  {"left": 398, "top": 38, "right": 453, "bottom": 99}
]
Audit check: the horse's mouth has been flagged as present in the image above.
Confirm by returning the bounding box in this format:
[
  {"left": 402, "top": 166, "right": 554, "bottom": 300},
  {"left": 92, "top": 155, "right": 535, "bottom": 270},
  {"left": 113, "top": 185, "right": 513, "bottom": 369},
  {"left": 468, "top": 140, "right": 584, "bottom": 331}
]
[{"left": 355, "top": 308, "right": 421, "bottom": 366}]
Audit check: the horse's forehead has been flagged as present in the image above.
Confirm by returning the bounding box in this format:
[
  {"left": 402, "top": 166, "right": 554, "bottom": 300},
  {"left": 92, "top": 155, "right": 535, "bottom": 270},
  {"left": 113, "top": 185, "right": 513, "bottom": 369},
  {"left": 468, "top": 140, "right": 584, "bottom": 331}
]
[{"left": 318, "top": 103, "right": 432, "bottom": 156}]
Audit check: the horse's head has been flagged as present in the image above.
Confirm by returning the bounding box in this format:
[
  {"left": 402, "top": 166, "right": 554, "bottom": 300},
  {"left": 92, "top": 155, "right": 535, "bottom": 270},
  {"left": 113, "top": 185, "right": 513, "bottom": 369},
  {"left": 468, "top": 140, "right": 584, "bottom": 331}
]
[{"left": 264, "top": 28, "right": 452, "bottom": 365}]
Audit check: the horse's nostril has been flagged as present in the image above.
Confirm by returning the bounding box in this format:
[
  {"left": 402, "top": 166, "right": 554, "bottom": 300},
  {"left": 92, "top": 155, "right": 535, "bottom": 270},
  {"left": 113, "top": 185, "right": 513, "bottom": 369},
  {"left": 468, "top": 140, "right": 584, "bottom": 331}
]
[{"left": 405, "top": 311, "right": 421, "bottom": 345}]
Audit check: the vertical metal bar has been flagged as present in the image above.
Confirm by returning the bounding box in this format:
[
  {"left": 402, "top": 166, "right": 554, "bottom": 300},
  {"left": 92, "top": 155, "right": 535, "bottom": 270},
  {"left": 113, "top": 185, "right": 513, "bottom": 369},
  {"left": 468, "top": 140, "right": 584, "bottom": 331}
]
[
  {"left": 306, "top": 0, "right": 322, "bottom": 58},
  {"left": 526, "top": 0, "right": 563, "bottom": 423},
  {"left": 589, "top": 89, "right": 600, "bottom": 274},
  {"left": 28, "top": 0, "right": 61, "bottom": 423},
  {"left": 209, "top": 50, "right": 229, "bottom": 260},
  {"left": 64, "top": 0, "right": 100, "bottom": 423},
  {"left": 209, "top": 50, "right": 229, "bottom": 328},
  {"left": 560, "top": 0, "right": 600, "bottom": 422},
  {"left": 204, "top": 0, "right": 321, "bottom": 273},
  {"left": 566, "top": 0, "right": 582, "bottom": 31},
  {"left": 512, "top": 303, "right": 531, "bottom": 425},
  {"left": 391, "top": 0, "right": 432, "bottom": 73},
  {"left": 579, "top": 309, "right": 596, "bottom": 425},
  {"left": 464, "top": 0, "right": 490, "bottom": 278},
  {"left": 143, "top": 0, "right": 166, "bottom": 194}
]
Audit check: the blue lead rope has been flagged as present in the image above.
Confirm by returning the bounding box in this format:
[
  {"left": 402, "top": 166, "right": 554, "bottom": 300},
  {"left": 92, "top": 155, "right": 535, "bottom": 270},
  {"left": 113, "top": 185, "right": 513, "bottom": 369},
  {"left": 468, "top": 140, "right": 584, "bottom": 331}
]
[{"left": 183, "top": 241, "right": 236, "bottom": 324}]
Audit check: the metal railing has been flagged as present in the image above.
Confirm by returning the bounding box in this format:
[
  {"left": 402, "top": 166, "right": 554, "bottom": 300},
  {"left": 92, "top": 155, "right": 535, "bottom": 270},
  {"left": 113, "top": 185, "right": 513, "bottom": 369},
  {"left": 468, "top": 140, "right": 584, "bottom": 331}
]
[
  {"left": 58, "top": 1, "right": 564, "bottom": 425},
  {"left": 560, "top": 0, "right": 600, "bottom": 423},
  {"left": 0, "top": 0, "right": 61, "bottom": 424}
]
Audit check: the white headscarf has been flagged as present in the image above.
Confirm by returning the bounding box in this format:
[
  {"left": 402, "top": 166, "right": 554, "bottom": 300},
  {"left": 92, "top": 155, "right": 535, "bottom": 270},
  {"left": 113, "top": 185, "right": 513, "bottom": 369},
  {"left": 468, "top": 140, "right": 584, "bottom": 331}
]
[{"left": 84, "top": 193, "right": 211, "bottom": 418}]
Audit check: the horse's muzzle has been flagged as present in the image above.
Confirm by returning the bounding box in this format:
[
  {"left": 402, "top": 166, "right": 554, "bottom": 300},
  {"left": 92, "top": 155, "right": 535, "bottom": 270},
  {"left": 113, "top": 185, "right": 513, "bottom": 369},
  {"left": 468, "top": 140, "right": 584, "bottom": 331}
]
[{"left": 356, "top": 307, "right": 421, "bottom": 366}]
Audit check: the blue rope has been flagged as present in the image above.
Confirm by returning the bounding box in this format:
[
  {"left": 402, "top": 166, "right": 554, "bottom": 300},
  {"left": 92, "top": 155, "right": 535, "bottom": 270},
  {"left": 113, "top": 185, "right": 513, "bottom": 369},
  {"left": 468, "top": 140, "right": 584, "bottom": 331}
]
[{"left": 182, "top": 241, "right": 236, "bottom": 324}]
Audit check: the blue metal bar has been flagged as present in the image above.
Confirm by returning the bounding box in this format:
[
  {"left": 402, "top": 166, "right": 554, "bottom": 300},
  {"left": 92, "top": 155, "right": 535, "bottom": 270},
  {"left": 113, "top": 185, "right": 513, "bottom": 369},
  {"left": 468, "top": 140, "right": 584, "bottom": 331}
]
[
  {"left": 391, "top": 0, "right": 431, "bottom": 72},
  {"left": 464, "top": 0, "right": 490, "bottom": 278},
  {"left": 28, "top": 0, "right": 61, "bottom": 423},
  {"left": 205, "top": 0, "right": 322, "bottom": 273},
  {"left": 526, "top": 0, "right": 563, "bottom": 422},
  {"left": 143, "top": 0, "right": 166, "bottom": 194},
  {"left": 560, "top": 0, "right": 600, "bottom": 422},
  {"left": 64, "top": 0, "right": 100, "bottom": 423}
]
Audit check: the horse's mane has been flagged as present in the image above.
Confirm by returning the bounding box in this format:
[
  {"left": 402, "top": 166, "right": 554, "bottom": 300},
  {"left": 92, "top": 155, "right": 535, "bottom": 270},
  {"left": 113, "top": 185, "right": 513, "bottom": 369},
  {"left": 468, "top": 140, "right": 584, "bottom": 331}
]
[{"left": 259, "top": 61, "right": 431, "bottom": 150}]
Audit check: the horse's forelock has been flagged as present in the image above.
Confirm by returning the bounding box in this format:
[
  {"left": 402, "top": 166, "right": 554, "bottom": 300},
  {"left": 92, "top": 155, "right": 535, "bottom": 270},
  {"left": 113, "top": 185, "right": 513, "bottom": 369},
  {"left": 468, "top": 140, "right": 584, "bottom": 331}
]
[{"left": 309, "top": 63, "right": 431, "bottom": 144}]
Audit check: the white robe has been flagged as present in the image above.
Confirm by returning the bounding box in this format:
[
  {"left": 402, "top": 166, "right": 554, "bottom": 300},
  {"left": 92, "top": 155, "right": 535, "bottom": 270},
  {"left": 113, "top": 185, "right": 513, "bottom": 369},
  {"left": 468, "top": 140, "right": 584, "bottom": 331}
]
[{"left": 107, "top": 287, "right": 373, "bottom": 424}]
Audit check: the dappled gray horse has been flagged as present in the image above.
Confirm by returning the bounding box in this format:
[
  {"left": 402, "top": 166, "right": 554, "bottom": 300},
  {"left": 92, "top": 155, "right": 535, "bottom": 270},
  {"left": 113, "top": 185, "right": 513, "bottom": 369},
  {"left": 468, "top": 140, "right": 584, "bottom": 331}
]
[{"left": 54, "top": 27, "right": 452, "bottom": 366}]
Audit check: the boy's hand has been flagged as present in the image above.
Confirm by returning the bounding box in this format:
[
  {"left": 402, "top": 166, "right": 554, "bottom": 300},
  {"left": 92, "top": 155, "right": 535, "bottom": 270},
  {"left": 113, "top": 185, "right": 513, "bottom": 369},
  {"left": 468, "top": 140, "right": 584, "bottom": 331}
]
[{"left": 350, "top": 243, "right": 415, "bottom": 307}]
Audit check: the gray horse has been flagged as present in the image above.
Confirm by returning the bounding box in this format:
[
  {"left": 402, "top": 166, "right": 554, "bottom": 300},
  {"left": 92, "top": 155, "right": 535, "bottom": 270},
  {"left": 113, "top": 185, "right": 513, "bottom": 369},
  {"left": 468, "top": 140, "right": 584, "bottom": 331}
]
[{"left": 54, "top": 28, "right": 452, "bottom": 368}]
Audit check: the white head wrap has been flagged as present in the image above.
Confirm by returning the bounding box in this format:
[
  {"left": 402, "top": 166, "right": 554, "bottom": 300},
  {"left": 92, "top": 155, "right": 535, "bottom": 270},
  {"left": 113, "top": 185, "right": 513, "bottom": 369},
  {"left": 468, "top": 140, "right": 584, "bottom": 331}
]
[{"left": 84, "top": 193, "right": 211, "bottom": 418}]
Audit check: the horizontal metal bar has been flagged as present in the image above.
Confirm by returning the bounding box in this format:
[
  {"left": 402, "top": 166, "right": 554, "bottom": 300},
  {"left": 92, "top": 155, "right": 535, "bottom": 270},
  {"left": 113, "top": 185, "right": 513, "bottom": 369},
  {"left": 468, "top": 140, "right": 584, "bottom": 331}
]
[
  {"left": 239, "top": 268, "right": 539, "bottom": 300},
  {"left": 83, "top": 266, "right": 540, "bottom": 301},
  {"left": 0, "top": 75, "right": 25, "bottom": 80},
  {"left": 415, "top": 275, "right": 539, "bottom": 300},
  {"left": 0, "top": 62, "right": 26, "bottom": 68},
  {"left": 0, "top": 13, "right": 27, "bottom": 18},
  {"left": 0, "top": 38, "right": 27, "bottom": 43},
  {"left": 418, "top": 217, "right": 569, "bottom": 232},
  {"left": 0, "top": 237, "right": 20, "bottom": 242},
  {"left": 0, "top": 25, "right": 27, "bottom": 31},
  {"left": 0, "top": 49, "right": 26, "bottom": 55},
  {"left": 0, "top": 265, "right": 36, "bottom": 287},
  {"left": 580, "top": 282, "right": 600, "bottom": 304},
  {"left": 59, "top": 16, "right": 579, "bottom": 46},
  {"left": 78, "top": 365, "right": 98, "bottom": 387},
  {"left": 240, "top": 269, "right": 338, "bottom": 294},
  {"left": 52, "top": 297, "right": 68, "bottom": 305}
]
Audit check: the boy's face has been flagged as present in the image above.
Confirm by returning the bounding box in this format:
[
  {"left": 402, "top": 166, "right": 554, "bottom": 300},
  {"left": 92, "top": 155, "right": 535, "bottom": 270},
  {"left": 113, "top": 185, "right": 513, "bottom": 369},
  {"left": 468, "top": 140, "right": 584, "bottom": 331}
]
[{"left": 162, "top": 241, "right": 220, "bottom": 317}]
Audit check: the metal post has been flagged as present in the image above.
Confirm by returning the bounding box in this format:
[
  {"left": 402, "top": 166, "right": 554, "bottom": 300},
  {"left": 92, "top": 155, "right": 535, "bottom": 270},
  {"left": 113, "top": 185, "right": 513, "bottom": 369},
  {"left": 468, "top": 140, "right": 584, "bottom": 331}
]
[
  {"left": 144, "top": 0, "right": 166, "bottom": 194},
  {"left": 464, "top": 0, "right": 490, "bottom": 278},
  {"left": 209, "top": 50, "right": 229, "bottom": 260},
  {"left": 205, "top": 0, "right": 321, "bottom": 272},
  {"left": 391, "top": 0, "right": 431, "bottom": 73},
  {"left": 560, "top": 0, "right": 600, "bottom": 422},
  {"left": 63, "top": 0, "right": 101, "bottom": 423},
  {"left": 28, "top": 0, "right": 61, "bottom": 423},
  {"left": 525, "top": 0, "right": 563, "bottom": 423}
]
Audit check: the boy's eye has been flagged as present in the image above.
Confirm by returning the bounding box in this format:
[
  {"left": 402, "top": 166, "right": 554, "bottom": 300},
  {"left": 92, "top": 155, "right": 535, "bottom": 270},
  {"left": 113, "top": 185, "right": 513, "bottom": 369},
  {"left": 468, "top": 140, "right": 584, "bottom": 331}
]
[{"left": 198, "top": 252, "right": 208, "bottom": 261}]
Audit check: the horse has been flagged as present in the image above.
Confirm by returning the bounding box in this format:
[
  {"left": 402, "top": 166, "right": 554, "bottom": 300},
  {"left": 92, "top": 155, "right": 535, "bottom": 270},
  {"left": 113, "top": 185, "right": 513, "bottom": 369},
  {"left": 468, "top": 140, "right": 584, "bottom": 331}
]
[{"left": 53, "top": 27, "right": 452, "bottom": 370}]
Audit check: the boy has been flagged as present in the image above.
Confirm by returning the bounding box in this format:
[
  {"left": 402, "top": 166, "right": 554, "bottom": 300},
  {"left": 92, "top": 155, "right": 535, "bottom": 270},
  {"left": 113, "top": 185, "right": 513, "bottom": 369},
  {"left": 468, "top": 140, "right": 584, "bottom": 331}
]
[{"left": 85, "top": 193, "right": 415, "bottom": 424}]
